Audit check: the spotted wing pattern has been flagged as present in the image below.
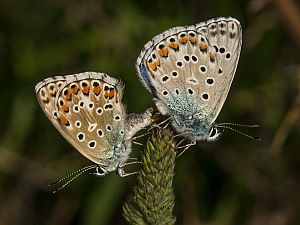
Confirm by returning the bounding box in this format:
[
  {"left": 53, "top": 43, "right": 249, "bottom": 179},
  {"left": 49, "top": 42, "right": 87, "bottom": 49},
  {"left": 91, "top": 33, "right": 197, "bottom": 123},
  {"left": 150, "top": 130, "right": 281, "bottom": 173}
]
[
  {"left": 136, "top": 17, "right": 242, "bottom": 124},
  {"left": 35, "top": 72, "right": 126, "bottom": 165}
]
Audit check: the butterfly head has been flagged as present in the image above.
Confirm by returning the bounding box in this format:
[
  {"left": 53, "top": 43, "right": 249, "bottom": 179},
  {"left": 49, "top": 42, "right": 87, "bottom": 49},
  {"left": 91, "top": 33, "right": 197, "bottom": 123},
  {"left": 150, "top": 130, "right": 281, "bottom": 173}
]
[{"left": 172, "top": 113, "right": 221, "bottom": 142}]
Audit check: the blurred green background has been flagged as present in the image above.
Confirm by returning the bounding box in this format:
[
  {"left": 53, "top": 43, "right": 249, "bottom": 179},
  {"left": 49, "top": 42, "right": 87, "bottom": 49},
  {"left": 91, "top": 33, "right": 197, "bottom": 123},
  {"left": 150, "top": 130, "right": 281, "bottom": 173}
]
[{"left": 1, "top": 0, "right": 300, "bottom": 224}]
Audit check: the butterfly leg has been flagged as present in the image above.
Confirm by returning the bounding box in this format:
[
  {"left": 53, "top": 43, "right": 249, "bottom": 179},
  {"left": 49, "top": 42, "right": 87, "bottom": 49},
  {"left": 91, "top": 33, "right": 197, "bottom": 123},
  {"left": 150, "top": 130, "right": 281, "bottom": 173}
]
[
  {"left": 176, "top": 140, "right": 196, "bottom": 158},
  {"left": 117, "top": 167, "right": 138, "bottom": 177},
  {"left": 117, "top": 159, "right": 141, "bottom": 177},
  {"left": 148, "top": 116, "right": 171, "bottom": 131}
]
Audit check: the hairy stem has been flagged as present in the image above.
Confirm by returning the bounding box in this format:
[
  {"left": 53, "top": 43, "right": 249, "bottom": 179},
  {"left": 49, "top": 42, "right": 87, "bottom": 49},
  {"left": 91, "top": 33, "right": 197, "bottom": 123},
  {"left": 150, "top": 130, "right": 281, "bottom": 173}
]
[{"left": 123, "top": 128, "right": 176, "bottom": 225}]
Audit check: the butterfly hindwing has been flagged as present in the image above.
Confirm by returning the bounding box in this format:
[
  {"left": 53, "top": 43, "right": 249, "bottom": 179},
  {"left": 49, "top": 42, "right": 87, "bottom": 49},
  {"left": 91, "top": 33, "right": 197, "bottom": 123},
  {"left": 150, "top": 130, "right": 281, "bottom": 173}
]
[
  {"left": 35, "top": 72, "right": 126, "bottom": 165},
  {"left": 136, "top": 17, "right": 242, "bottom": 125}
]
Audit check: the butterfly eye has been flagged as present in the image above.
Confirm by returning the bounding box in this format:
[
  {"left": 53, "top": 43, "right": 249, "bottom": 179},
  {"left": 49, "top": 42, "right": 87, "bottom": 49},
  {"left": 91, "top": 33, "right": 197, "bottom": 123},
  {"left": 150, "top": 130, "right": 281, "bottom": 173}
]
[
  {"left": 210, "top": 127, "right": 217, "bottom": 137},
  {"left": 207, "top": 127, "right": 221, "bottom": 142},
  {"left": 95, "top": 166, "right": 107, "bottom": 177}
]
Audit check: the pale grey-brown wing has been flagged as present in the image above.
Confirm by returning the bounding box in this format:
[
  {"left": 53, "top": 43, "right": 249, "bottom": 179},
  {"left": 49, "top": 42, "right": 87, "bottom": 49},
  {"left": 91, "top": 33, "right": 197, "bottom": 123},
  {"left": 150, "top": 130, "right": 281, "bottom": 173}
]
[{"left": 35, "top": 72, "right": 126, "bottom": 165}]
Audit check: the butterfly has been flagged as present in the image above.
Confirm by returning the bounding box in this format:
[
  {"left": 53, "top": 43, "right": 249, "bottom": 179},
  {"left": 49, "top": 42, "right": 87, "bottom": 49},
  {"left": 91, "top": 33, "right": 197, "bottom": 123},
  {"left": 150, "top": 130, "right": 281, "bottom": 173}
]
[
  {"left": 35, "top": 72, "right": 153, "bottom": 180},
  {"left": 136, "top": 17, "right": 242, "bottom": 143}
]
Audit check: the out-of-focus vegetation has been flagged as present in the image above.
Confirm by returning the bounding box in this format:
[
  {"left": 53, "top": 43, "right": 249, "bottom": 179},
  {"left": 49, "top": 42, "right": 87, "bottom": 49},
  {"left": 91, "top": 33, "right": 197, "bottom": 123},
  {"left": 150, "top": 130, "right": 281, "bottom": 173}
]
[{"left": 0, "top": 0, "right": 300, "bottom": 225}]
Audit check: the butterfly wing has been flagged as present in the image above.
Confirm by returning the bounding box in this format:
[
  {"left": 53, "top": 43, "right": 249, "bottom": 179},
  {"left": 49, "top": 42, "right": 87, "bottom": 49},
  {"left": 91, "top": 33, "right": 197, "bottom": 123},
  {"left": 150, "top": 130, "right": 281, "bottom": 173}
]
[
  {"left": 35, "top": 72, "right": 126, "bottom": 165},
  {"left": 136, "top": 17, "right": 242, "bottom": 124}
]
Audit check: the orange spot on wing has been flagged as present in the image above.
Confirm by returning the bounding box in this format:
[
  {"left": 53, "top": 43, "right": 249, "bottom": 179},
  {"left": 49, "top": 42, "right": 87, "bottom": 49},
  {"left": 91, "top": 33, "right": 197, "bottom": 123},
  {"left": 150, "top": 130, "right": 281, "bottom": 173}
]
[
  {"left": 189, "top": 37, "right": 197, "bottom": 44},
  {"left": 209, "top": 52, "right": 216, "bottom": 62},
  {"left": 108, "top": 89, "right": 115, "bottom": 98},
  {"left": 60, "top": 103, "right": 69, "bottom": 113},
  {"left": 63, "top": 89, "right": 72, "bottom": 101},
  {"left": 71, "top": 86, "right": 79, "bottom": 94},
  {"left": 158, "top": 48, "right": 169, "bottom": 57},
  {"left": 82, "top": 86, "right": 90, "bottom": 95},
  {"left": 169, "top": 42, "right": 179, "bottom": 50},
  {"left": 155, "top": 59, "right": 160, "bottom": 67},
  {"left": 60, "top": 115, "right": 70, "bottom": 126},
  {"left": 93, "top": 86, "right": 101, "bottom": 95},
  {"left": 179, "top": 37, "right": 188, "bottom": 44},
  {"left": 104, "top": 88, "right": 115, "bottom": 99},
  {"left": 148, "top": 62, "right": 157, "bottom": 71},
  {"left": 199, "top": 42, "right": 208, "bottom": 52}
]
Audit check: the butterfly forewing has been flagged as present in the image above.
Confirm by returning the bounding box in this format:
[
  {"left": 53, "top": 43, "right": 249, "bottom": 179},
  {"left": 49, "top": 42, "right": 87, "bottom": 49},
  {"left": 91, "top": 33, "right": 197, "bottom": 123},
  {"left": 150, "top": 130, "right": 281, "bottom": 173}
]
[
  {"left": 136, "top": 17, "right": 242, "bottom": 124},
  {"left": 35, "top": 72, "right": 126, "bottom": 164}
]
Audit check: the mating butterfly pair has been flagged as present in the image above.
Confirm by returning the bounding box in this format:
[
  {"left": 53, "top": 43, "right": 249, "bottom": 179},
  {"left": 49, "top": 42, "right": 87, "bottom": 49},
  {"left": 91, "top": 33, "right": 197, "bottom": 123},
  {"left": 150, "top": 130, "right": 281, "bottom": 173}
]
[{"left": 36, "top": 17, "right": 242, "bottom": 180}]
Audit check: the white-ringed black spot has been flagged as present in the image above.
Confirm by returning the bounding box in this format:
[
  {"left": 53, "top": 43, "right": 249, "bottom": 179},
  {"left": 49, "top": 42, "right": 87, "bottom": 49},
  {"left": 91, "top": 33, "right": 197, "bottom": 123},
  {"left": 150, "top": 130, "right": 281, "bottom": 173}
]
[
  {"left": 179, "top": 33, "right": 186, "bottom": 38},
  {"left": 57, "top": 82, "right": 63, "bottom": 88},
  {"left": 171, "top": 71, "right": 178, "bottom": 77},
  {"left": 63, "top": 88, "right": 69, "bottom": 96},
  {"left": 175, "top": 89, "right": 179, "bottom": 95},
  {"left": 210, "top": 24, "right": 216, "bottom": 29},
  {"left": 188, "top": 88, "right": 194, "bottom": 95},
  {"left": 226, "top": 53, "right": 231, "bottom": 59},
  {"left": 158, "top": 44, "right": 165, "bottom": 49},
  {"left": 96, "top": 107, "right": 103, "bottom": 115},
  {"left": 81, "top": 82, "right": 88, "bottom": 87},
  {"left": 77, "top": 133, "right": 85, "bottom": 141},
  {"left": 53, "top": 111, "right": 58, "bottom": 118},
  {"left": 89, "top": 103, "right": 94, "bottom": 109},
  {"left": 104, "top": 103, "right": 113, "bottom": 110},
  {"left": 191, "top": 55, "right": 198, "bottom": 62},
  {"left": 106, "top": 125, "right": 112, "bottom": 131},
  {"left": 71, "top": 84, "right": 77, "bottom": 89},
  {"left": 93, "top": 81, "right": 100, "bottom": 87},
  {"left": 120, "top": 130, "right": 124, "bottom": 135},
  {"left": 72, "top": 105, "right": 79, "bottom": 113},
  {"left": 176, "top": 61, "right": 183, "bottom": 67},
  {"left": 161, "top": 75, "right": 169, "bottom": 82},
  {"left": 97, "top": 129, "right": 104, "bottom": 137},
  {"left": 104, "top": 85, "right": 109, "bottom": 91},
  {"left": 202, "top": 93, "right": 209, "bottom": 101},
  {"left": 206, "top": 78, "right": 214, "bottom": 85},
  {"left": 75, "top": 120, "right": 81, "bottom": 128},
  {"left": 189, "top": 32, "right": 196, "bottom": 37},
  {"left": 170, "top": 37, "right": 175, "bottom": 42},
  {"left": 162, "top": 90, "right": 168, "bottom": 96},
  {"left": 59, "top": 100, "right": 64, "bottom": 106},
  {"left": 73, "top": 105, "right": 79, "bottom": 113},
  {"left": 200, "top": 66, "right": 207, "bottom": 73},
  {"left": 219, "top": 22, "right": 225, "bottom": 28},
  {"left": 152, "top": 54, "right": 156, "bottom": 59},
  {"left": 114, "top": 115, "right": 121, "bottom": 121},
  {"left": 184, "top": 55, "right": 190, "bottom": 62},
  {"left": 218, "top": 68, "right": 223, "bottom": 74},
  {"left": 200, "top": 37, "right": 205, "bottom": 42},
  {"left": 49, "top": 84, "right": 55, "bottom": 90},
  {"left": 219, "top": 47, "right": 225, "bottom": 54},
  {"left": 79, "top": 101, "right": 84, "bottom": 108},
  {"left": 88, "top": 141, "right": 96, "bottom": 149}
]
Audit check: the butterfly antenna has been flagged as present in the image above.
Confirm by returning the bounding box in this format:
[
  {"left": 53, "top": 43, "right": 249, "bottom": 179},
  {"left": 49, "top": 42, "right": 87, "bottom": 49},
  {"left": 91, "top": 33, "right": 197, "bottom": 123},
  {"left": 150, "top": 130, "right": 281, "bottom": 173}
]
[
  {"left": 216, "top": 125, "right": 261, "bottom": 140},
  {"left": 217, "top": 122, "right": 259, "bottom": 128},
  {"left": 49, "top": 165, "right": 97, "bottom": 193}
]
